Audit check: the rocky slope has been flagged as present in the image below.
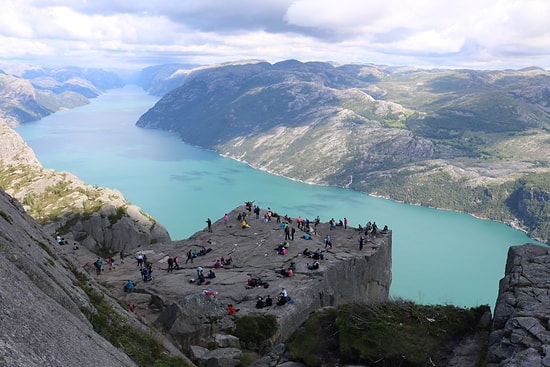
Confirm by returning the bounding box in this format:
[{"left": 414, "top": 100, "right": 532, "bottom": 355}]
[
  {"left": 0, "top": 186, "right": 139, "bottom": 366},
  {"left": 136, "top": 60, "right": 550, "bottom": 243},
  {"left": 0, "top": 118, "right": 170, "bottom": 254}
]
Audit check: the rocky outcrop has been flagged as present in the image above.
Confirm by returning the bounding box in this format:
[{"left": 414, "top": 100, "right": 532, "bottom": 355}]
[
  {"left": 0, "top": 118, "right": 171, "bottom": 254},
  {"left": 487, "top": 243, "right": 550, "bottom": 366},
  {"left": 95, "top": 207, "right": 391, "bottom": 354}
]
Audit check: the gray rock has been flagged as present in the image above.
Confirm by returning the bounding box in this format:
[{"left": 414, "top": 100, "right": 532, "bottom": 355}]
[
  {"left": 488, "top": 244, "right": 550, "bottom": 367},
  {"left": 215, "top": 333, "right": 240, "bottom": 348}
]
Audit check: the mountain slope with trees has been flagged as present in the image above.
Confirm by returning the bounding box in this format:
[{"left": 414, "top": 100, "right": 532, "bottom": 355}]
[{"left": 136, "top": 60, "right": 550, "bottom": 243}]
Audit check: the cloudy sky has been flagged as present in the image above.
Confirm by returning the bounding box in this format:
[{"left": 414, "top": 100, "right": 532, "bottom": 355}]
[{"left": 1, "top": 0, "right": 549, "bottom": 71}]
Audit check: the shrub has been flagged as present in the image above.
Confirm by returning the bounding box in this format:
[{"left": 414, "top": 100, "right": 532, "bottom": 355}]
[{"left": 234, "top": 314, "right": 279, "bottom": 344}]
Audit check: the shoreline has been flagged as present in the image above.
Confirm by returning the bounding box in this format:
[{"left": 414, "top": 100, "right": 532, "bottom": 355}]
[{"left": 218, "top": 151, "right": 544, "bottom": 245}]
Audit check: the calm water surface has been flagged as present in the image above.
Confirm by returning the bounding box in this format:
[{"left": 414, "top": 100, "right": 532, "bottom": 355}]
[{"left": 16, "top": 85, "right": 544, "bottom": 308}]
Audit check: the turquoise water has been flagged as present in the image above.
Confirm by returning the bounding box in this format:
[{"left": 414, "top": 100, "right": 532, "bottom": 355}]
[{"left": 15, "top": 85, "right": 544, "bottom": 308}]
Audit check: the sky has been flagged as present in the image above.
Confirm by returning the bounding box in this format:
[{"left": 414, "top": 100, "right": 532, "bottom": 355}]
[{"left": 1, "top": 0, "right": 549, "bottom": 71}]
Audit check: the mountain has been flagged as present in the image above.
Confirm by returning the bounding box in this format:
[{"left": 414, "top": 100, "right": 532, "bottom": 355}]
[
  {"left": 133, "top": 63, "right": 198, "bottom": 96},
  {"left": 136, "top": 60, "right": 550, "bottom": 244},
  {"left": 0, "top": 65, "right": 124, "bottom": 128}
]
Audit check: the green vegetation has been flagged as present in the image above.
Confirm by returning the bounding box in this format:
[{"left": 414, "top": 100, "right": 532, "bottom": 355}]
[
  {"left": 108, "top": 206, "right": 127, "bottom": 226},
  {"left": 36, "top": 239, "right": 58, "bottom": 262},
  {"left": 359, "top": 170, "right": 550, "bottom": 242},
  {"left": 234, "top": 314, "right": 279, "bottom": 344},
  {"left": 0, "top": 209, "right": 13, "bottom": 224},
  {"left": 239, "top": 351, "right": 261, "bottom": 366},
  {"left": 286, "top": 300, "right": 490, "bottom": 367},
  {"left": 71, "top": 268, "right": 189, "bottom": 367}
]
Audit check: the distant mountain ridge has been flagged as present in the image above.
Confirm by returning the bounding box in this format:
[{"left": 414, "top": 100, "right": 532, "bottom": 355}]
[
  {"left": 0, "top": 64, "right": 123, "bottom": 128},
  {"left": 136, "top": 60, "right": 550, "bottom": 243}
]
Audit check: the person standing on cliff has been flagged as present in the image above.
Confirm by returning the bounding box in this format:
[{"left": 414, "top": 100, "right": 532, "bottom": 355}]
[
  {"left": 358, "top": 236, "right": 364, "bottom": 251},
  {"left": 206, "top": 218, "right": 212, "bottom": 232},
  {"left": 291, "top": 226, "right": 296, "bottom": 241},
  {"left": 344, "top": 217, "right": 348, "bottom": 229},
  {"left": 167, "top": 256, "right": 174, "bottom": 272},
  {"left": 186, "top": 249, "right": 193, "bottom": 264},
  {"left": 223, "top": 213, "right": 229, "bottom": 227}
]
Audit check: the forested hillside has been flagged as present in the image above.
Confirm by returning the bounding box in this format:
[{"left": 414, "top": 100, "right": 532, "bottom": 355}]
[{"left": 136, "top": 60, "right": 550, "bottom": 243}]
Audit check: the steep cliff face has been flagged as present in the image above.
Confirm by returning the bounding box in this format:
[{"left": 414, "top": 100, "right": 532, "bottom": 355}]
[
  {"left": 488, "top": 243, "right": 550, "bottom": 367},
  {"left": 0, "top": 119, "right": 171, "bottom": 254},
  {"left": 0, "top": 187, "right": 138, "bottom": 367}
]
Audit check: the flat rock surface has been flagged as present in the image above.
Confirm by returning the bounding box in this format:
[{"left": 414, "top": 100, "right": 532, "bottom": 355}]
[{"left": 66, "top": 205, "right": 388, "bottom": 323}]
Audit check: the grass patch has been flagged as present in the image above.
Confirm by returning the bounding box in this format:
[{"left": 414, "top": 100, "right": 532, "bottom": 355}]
[
  {"left": 234, "top": 314, "right": 279, "bottom": 344},
  {"left": 286, "top": 300, "right": 490, "bottom": 367}
]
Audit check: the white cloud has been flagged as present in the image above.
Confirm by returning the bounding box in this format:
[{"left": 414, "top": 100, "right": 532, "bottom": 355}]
[{"left": 0, "top": 0, "right": 548, "bottom": 70}]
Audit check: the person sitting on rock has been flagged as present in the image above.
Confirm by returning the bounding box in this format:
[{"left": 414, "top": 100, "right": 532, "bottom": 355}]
[
  {"left": 256, "top": 296, "right": 266, "bottom": 309},
  {"left": 228, "top": 304, "right": 239, "bottom": 316},
  {"left": 222, "top": 256, "right": 233, "bottom": 266},
  {"left": 312, "top": 249, "right": 325, "bottom": 260},
  {"left": 124, "top": 279, "right": 135, "bottom": 292},
  {"left": 302, "top": 233, "right": 311, "bottom": 240},
  {"left": 241, "top": 219, "right": 250, "bottom": 228},
  {"left": 207, "top": 270, "right": 216, "bottom": 279},
  {"left": 303, "top": 248, "right": 313, "bottom": 257},
  {"left": 280, "top": 267, "right": 293, "bottom": 277},
  {"left": 197, "top": 272, "right": 210, "bottom": 285},
  {"left": 265, "top": 295, "right": 273, "bottom": 307},
  {"left": 277, "top": 288, "right": 289, "bottom": 305},
  {"left": 214, "top": 259, "right": 222, "bottom": 269},
  {"left": 307, "top": 261, "right": 320, "bottom": 270}
]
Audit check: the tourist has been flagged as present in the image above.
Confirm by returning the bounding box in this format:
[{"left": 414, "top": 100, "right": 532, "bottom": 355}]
[
  {"left": 324, "top": 235, "right": 332, "bottom": 249},
  {"left": 107, "top": 256, "right": 116, "bottom": 271},
  {"left": 167, "top": 256, "right": 174, "bottom": 272},
  {"left": 206, "top": 218, "right": 212, "bottom": 232},
  {"left": 94, "top": 257, "right": 103, "bottom": 275},
  {"left": 136, "top": 253, "right": 144, "bottom": 268},
  {"left": 124, "top": 279, "right": 135, "bottom": 292},
  {"left": 256, "top": 296, "right": 266, "bottom": 309},
  {"left": 265, "top": 295, "right": 273, "bottom": 307},
  {"left": 307, "top": 261, "right": 320, "bottom": 270},
  {"left": 277, "top": 288, "right": 289, "bottom": 305}
]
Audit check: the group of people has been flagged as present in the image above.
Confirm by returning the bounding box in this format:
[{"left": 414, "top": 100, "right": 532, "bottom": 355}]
[{"left": 303, "top": 248, "right": 325, "bottom": 260}]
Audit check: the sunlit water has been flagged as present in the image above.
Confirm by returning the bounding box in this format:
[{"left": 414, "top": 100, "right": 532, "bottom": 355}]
[{"left": 15, "top": 85, "right": 545, "bottom": 308}]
